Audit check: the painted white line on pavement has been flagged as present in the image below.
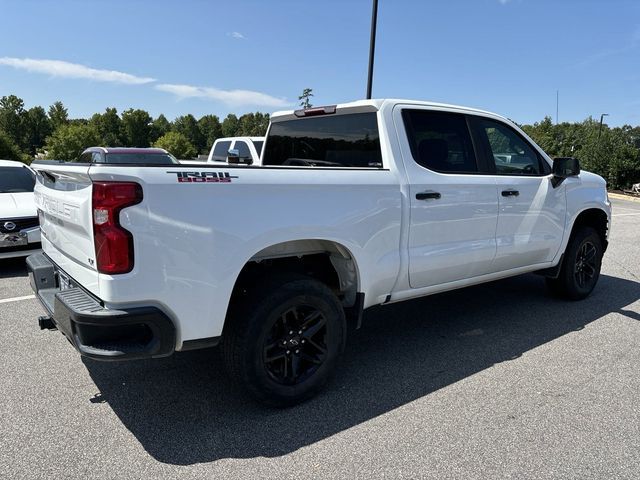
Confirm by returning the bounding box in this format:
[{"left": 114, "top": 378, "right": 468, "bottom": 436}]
[
  {"left": 0, "top": 294, "right": 35, "bottom": 304},
  {"left": 612, "top": 213, "right": 640, "bottom": 217}
]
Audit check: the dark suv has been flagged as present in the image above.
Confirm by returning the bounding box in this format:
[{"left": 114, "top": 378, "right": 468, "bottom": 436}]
[{"left": 78, "top": 147, "right": 179, "bottom": 165}]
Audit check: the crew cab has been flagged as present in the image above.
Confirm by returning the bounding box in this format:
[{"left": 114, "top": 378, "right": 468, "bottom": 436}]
[
  {"left": 26, "top": 99, "right": 611, "bottom": 406},
  {"left": 0, "top": 159, "right": 41, "bottom": 259},
  {"left": 207, "top": 136, "right": 264, "bottom": 165}
]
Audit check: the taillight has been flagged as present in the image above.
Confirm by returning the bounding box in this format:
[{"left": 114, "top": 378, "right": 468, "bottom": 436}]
[{"left": 92, "top": 182, "right": 143, "bottom": 274}]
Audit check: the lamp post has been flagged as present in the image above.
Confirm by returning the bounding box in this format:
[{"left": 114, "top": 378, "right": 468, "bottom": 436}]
[
  {"left": 598, "top": 113, "right": 609, "bottom": 139},
  {"left": 366, "top": 0, "right": 379, "bottom": 100}
]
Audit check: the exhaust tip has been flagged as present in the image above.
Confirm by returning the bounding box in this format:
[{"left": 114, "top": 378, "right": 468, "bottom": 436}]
[{"left": 38, "top": 316, "right": 57, "bottom": 330}]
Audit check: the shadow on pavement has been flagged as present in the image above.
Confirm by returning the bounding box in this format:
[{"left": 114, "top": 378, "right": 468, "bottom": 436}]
[
  {"left": 83, "top": 273, "right": 640, "bottom": 465},
  {"left": 0, "top": 258, "right": 29, "bottom": 279}
]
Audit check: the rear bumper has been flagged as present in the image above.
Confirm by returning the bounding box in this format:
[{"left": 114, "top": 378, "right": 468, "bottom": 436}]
[{"left": 26, "top": 252, "right": 175, "bottom": 361}]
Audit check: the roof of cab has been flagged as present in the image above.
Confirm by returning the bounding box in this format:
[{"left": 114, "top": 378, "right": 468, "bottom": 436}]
[
  {"left": 270, "top": 98, "right": 505, "bottom": 122},
  {"left": 83, "top": 147, "right": 169, "bottom": 155},
  {"left": 0, "top": 159, "right": 30, "bottom": 168}
]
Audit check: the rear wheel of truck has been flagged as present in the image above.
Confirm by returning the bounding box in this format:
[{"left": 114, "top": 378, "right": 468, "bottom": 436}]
[
  {"left": 222, "top": 274, "right": 346, "bottom": 407},
  {"left": 546, "top": 226, "right": 603, "bottom": 300}
]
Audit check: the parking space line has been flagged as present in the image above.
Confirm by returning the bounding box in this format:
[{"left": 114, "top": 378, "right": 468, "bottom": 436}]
[
  {"left": 0, "top": 294, "right": 35, "bottom": 304},
  {"left": 612, "top": 213, "right": 640, "bottom": 217}
]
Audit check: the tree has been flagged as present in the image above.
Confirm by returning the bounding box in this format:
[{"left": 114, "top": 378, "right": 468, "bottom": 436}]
[
  {"left": 0, "top": 130, "right": 29, "bottom": 163},
  {"left": 23, "top": 106, "right": 52, "bottom": 154},
  {"left": 522, "top": 116, "right": 640, "bottom": 189},
  {"left": 44, "top": 123, "right": 100, "bottom": 161},
  {"left": 121, "top": 108, "right": 152, "bottom": 147},
  {"left": 198, "top": 114, "right": 222, "bottom": 152},
  {"left": 238, "top": 112, "right": 270, "bottom": 136},
  {"left": 0, "top": 95, "right": 27, "bottom": 150},
  {"left": 298, "top": 88, "right": 314, "bottom": 109},
  {"left": 48, "top": 101, "right": 69, "bottom": 130},
  {"left": 172, "top": 114, "right": 205, "bottom": 153},
  {"left": 221, "top": 113, "right": 240, "bottom": 137},
  {"left": 151, "top": 114, "right": 171, "bottom": 143},
  {"left": 89, "top": 107, "right": 122, "bottom": 146},
  {"left": 153, "top": 131, "right": 196, "bottom": 159}
]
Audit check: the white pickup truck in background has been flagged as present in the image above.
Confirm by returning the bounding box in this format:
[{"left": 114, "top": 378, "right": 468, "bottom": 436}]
[
  {"left": 27, "top": 99, "right": 611, "bottom": 405},
  {"left": 207, "top": 136, "right": 264, "bottom": 165}
]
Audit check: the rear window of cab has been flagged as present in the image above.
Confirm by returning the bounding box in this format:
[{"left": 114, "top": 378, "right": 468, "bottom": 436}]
[
  {"left": 103, "top": 153, "right": 178, "bottom": 165},
  {"left": 262, "top": 112, "right": 383, "bottom": 168}
]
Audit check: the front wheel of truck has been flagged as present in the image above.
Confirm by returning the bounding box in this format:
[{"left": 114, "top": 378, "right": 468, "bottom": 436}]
[
  {"left": 222, "top": 274, "right": 346, "bottom": 407},
  {"left": 546, "top": 226, "right": 603, "bottom": 300}
]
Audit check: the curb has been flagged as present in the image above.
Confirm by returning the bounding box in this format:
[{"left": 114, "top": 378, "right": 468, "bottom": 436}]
[{"left": 608, "top": 192, "right": 640, "bottom": 203}]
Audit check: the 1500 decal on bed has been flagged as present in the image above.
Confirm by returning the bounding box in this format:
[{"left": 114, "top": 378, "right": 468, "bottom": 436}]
[{"left": 167, "top": 171, "right": 239, "bottom": 183}]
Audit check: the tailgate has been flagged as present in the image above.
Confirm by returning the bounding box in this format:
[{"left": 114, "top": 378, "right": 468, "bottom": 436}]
[{"left": 32, "top": 163, "right": 100, "bottom": 296}]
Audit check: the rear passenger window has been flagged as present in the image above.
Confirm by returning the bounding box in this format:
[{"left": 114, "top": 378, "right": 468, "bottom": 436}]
[
  {"left": 252, "top": 140, "right": 264, "bottom": 155},
  {"left": 212, "top": 141, "right": 232, "bottom": 161},
  {"left": 235, "top": 141, "right": 251, "bottom": 159},
  {"left": 475, "top": 118, "right": 545, "bottom": 175},
  {"left": 402, "top": 110, "right": 478, "bottom": 173},
  {"left": 262, "top": 112, "right": 382, "bottom": 168},
  {"left": 77, "top": 152, "right": 93, "bottom": 163}
]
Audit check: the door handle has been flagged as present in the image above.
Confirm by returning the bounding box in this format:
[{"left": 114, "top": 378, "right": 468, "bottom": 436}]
[
  {"left": 416, "top": 190, "right": 441, "bottom": 200},
  {"left": 501, "top": 189, "right": 519, "bottom": 197}
]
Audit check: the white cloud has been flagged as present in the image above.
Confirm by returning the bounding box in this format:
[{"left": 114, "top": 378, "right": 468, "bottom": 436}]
[
  {"left": 156, "top": 83, "right": 289, "bottom": 108},
  {"left": 229, "top": 31, "right": 246, "bottom": 39},
  {"left": 0, "top": 57, "right": 155, "bottom": 84}
]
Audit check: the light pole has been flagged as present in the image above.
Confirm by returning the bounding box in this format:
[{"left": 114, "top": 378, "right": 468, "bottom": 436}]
[
  {"left": 366, "top": 0, "right": 379, "bottom": 100},
  {"left": 598, "top": 113, "right": 609, "bottom": 139}
]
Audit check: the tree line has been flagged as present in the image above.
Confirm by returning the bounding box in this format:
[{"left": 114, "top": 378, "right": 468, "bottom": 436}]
[
  {"left": 0, "top": 94, "right": 269, "bottom": 161},
  {"left": 1, "top": 93, "right": 639, "bottom": 189},
  {"left": 520, "top": 117, "right": 640, "bottom": 190}
]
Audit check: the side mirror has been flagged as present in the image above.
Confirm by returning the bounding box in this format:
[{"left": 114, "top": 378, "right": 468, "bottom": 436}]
[
  {"left": 551, "top": 157, "right": 580, "bottom": 187},
  {"left": 227, "top": 149, "right": 252, "bottom": 165}
]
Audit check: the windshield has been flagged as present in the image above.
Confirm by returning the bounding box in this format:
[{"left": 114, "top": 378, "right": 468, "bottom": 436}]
[
  {"left": 0, "top": 166, "right": 36, "bottom": 193},
  {"left": 104, "top": 153, "right": 179, "bottom": 165}
]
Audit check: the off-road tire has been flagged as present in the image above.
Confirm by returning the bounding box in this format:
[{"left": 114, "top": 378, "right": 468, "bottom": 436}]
[
  {"left": 222, "top": 274, "right": 346, "bottom": 407},
  {"left": 546, "top": 226, "right": 603, "bottom": 300}
]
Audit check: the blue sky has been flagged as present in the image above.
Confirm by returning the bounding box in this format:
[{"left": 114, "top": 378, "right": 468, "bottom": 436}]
[{"left": 0, "top": 0, "right": 638, "bottom": 126}]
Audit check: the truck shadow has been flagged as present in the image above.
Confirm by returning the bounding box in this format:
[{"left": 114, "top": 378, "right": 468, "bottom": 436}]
[
  {"left": 82, "top": 273, "right": 640, "bottom": 465},
  {"left": 0, "top": 258, "right": 29, "bottom": 278}
]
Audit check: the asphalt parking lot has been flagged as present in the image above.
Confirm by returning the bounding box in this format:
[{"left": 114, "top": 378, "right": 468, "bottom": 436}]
[{"left": 1, "top": 197, "right": 639, "bottom": 479}]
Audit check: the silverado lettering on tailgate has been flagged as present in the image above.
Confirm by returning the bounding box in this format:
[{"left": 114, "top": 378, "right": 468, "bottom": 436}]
[{"left": 167, "top": 171, "right": 239, "bottom": 183}]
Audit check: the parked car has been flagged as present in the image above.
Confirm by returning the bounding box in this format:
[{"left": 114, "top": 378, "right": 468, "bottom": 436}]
[
  {"left": 207, "top": 137, "right": 264, "bottom": 165},
  {"left": 27, "top": 99, "right": 611, "bottom": 406},
  {"left": 76, "top": 147, "right": 180, "bottom": 165},
  {"left": 0, "top": 159, "right": 41, "bottom": 259}
]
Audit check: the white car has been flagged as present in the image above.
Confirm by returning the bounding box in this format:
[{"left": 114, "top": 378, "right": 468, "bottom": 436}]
[
  {"left": 27, "top": 99, "right": 611, "bottom": 405},
  {"left": 0, "top": 159, "right": 41, "bottom": 259},
  {"left": 207, "top": 136, "right": 264, "bottom": 165}
]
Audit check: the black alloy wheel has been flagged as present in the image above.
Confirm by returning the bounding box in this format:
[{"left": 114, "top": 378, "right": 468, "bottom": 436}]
[
  {"left": 574, "top": 240, "right": 598, "bottom": 289},
  {"left": 263, "top": 305, "right": 328, "bottom": 385}
]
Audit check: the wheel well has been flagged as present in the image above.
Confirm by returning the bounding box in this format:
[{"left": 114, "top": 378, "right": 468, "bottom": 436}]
[
  {"left": 571, "top": 208, "right": 608, "bottom": 251},
  {"left": 230, "top": 240, "right": 360, "bottom": 310}
]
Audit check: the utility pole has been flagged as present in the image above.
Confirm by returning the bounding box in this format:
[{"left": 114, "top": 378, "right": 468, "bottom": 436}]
[
  {"left": 598, "top": 113, "right": 609, "bottom": 138},
  {"left": 366, "top": 0, "right": 379, "bottom": 100}
]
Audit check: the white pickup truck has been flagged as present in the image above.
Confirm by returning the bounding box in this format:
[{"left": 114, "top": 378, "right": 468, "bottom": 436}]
[
  {"left": 207, "top": 136, "right": 264, "bottom": 165},
  {"left": 27, "top": 99, "right": 611, "bottom": 406}
]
